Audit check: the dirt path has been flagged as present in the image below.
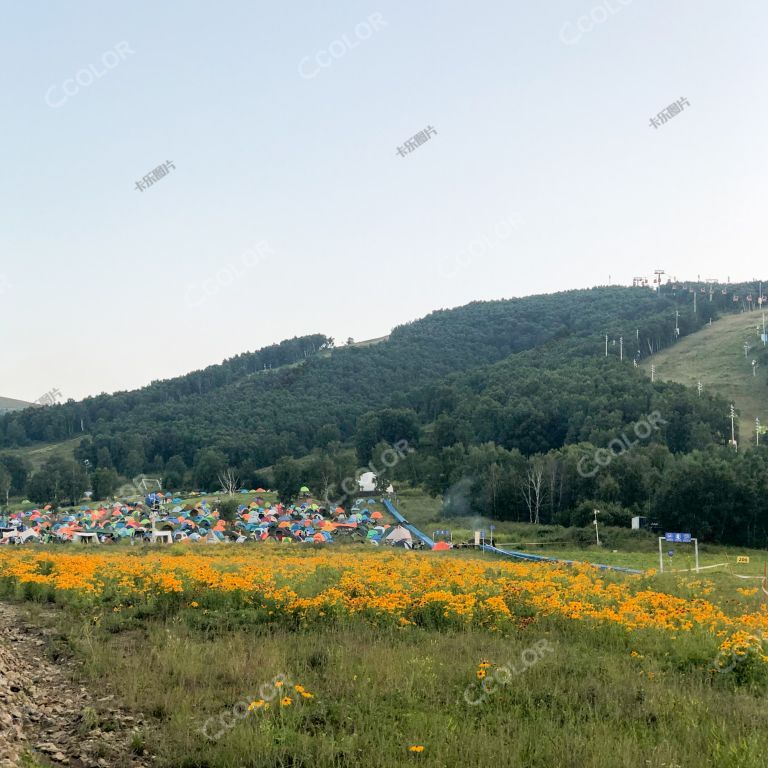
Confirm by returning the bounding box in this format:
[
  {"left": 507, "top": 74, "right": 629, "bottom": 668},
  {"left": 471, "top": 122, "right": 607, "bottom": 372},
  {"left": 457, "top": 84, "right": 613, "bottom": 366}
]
[{"left": 0, "top": 603, "right": 153, "bottom": 768}]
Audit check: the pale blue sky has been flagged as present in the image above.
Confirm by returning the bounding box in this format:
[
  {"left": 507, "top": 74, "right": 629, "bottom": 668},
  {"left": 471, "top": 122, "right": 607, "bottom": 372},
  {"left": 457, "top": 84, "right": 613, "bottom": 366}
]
[{"left": 1, "top": 1, "right": 766, "bottom": 400}]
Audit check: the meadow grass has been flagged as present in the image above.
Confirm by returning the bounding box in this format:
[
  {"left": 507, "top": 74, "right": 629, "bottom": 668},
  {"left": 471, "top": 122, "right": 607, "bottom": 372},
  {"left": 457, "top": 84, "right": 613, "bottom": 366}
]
[
  {"left": 18, "top": 600, "right": 768, "bottom": 768},
  {"left": 640, "top": 308, "right": 767, "bottom": 443},
  {"left": 3, "top": 543, "right": 768, "bottom": 767}
]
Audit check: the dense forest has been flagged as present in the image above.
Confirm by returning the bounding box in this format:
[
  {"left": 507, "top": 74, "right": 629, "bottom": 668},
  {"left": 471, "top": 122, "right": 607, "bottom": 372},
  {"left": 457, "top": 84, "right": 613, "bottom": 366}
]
[{"left": 2, "top": 282, "right": 767, "bottom": 544}]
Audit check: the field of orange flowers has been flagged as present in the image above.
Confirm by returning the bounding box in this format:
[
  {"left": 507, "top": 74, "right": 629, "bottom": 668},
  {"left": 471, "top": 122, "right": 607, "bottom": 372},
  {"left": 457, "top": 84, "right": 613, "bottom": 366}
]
[{"left": 1, "top": 546, "right": 767, "bottom": 670}]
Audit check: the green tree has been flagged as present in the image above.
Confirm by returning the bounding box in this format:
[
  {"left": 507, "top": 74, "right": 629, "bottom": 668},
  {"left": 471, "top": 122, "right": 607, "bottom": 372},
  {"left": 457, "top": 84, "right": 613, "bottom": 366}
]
[
  {"left": 273, "top": 456, "right": 302, "bottom": 503},
  {"left": 163, "top": 455, "right": 188, "bottom": 490},
  {"left": 192, "top": 449, "right": 227, "bottom": 490},
  {"left": 91, "top": 467, "right": 119, "bottom": 500},
  {"left": 217, "top": 498, "right": 240, "bottom": 523},
  {"left": 0, "top": 465, "right": 11, "bottom": 509},
  {"left": 0, "top": 453, "right": 30, "bottom": 497},
  {"left": 27, "top": 457, "right": 87, "bottom": 506}
]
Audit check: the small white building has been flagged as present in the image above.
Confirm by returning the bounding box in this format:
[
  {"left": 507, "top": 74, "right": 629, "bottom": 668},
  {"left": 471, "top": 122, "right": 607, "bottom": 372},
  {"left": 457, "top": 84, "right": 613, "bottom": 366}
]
[
  {"left": 357, "top": 471, "right": 394, "bottom": 494},
  {"left": 358, "top": 471, "right": 376, "bottom": 492}
]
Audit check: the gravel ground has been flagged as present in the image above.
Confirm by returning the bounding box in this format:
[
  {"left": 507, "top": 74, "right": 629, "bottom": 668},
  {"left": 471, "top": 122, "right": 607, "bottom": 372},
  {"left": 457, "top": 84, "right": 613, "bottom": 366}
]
[{"left": 0, "top": 602, "right": 153, "bottom": 768}]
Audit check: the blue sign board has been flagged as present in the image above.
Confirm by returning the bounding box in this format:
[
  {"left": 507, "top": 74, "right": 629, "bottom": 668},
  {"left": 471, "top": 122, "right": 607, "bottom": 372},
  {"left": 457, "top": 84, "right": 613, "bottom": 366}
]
[{"left": 665, "top": 532, "right": 691, "bottom": 543}]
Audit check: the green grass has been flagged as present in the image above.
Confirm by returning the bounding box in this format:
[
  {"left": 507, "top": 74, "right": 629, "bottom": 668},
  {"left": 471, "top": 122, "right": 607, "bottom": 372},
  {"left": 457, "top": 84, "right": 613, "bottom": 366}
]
[
  {"left": 392, "top": 488, "right": 768, "bottom": 575},
  {"left": 12, "top": 575, "right": 768, "bottom": 768},
  {"left": 640, "top": 309, "right": 768, "bottom": 443},
  {"left": 6, "top": 437, "right": 81, "bottom": 473}
]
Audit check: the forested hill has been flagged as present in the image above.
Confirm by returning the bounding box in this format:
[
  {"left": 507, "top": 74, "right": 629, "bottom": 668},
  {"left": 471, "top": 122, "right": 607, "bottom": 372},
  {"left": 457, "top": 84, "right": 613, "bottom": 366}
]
[{"left": 0, "top": 283, "right": 760, "bottom": 481}]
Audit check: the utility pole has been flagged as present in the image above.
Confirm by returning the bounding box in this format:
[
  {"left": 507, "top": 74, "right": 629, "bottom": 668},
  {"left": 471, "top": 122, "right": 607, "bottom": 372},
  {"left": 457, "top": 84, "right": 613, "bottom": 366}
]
[
  {"left": 593, "top": 509, "right": 601, "bottom": 546},
  {"left": 651, "top": 364, "right": 656, "bottom": 382},
  {"left": 620, "top": 336, "right": 623, "bottom": 361},
  {"left": 756, "top": 417, "right": 760, "bottom": 447},
  {"left": 693, "top": 291, "right": 697, "bottom": 314},
  {"left": 605, "top": 334, "right": 608, "bottom": 357},
  {"left": 730, "top": 404, "right": 738, "bottom": 452},
  {"left": 675, "top": 310, "right": 680, "bottom": 337}
]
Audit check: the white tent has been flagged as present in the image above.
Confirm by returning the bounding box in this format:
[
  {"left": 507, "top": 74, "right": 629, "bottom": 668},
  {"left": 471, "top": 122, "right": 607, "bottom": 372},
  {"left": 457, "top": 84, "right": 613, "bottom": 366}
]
[{"left": 384, "top": 525, "right": 413, "bottom": 548}]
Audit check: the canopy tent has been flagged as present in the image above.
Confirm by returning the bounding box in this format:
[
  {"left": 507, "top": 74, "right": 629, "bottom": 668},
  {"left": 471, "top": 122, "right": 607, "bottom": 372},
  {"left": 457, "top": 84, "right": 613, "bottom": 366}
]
[{"left": 384, "top": 525, "right": 413, "bottom": 548}]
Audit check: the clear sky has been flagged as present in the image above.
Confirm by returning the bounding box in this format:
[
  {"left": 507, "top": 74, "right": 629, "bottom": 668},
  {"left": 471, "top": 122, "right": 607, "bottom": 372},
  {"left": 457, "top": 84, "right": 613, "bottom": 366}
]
[{"left": 1, "top": 0, "right": 766, "bottom": 401}]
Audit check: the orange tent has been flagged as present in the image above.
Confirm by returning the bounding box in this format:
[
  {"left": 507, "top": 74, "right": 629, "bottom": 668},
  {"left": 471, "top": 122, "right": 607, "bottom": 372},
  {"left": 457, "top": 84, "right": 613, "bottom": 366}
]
[{"left": 432, "top": 542, "right": 451, "bottom": 551}]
